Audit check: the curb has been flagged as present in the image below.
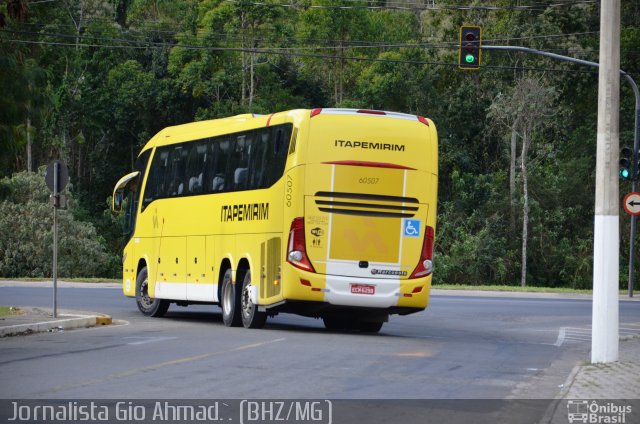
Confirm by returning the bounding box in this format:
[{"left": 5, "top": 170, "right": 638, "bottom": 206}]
[
  {"left": 537, "top": 365, "right": 582, "bottom": 424},
  {"left": 0, "top": 314, "right": 113, "bottom": 337}
]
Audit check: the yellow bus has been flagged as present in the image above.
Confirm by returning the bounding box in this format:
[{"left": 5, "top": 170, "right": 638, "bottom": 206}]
[{"left": 112, "top": 108, "right": 438, "bottom": 332}]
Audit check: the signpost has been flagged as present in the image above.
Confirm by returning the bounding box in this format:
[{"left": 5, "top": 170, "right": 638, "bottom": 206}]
[
  {"left": 623, "top": 192, "right": 640, "bottom": 216},
  {"left": 44, "top": 160, "right": 69, "bottom": 318},
  {"left": 624, "top": 192, "right": 640, "bottom": 296}
]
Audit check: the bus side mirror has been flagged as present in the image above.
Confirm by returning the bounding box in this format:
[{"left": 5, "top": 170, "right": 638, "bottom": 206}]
[
  {"left": 113, "top": 191, "right": 123, "bottom": 212},
  {"left": 112, "top": 171, "right": 140, "bottom": 213}
]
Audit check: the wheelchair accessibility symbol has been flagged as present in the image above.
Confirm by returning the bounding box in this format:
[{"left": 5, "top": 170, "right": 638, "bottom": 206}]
[{"left": 403, "top": 219, "right": 421, "bottom": 238}]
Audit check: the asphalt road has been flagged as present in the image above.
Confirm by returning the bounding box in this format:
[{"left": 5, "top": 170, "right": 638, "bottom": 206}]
[{"left": 1, "top": 284, "right": 639, "bottom": 400}]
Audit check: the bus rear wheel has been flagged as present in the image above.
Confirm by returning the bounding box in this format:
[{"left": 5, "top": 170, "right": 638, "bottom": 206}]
[
  {"left": 322, "top": 314, "right": 383, "bottom": 333},
  {"left": 135, "top": 266, "right": 170, "bottom": 317},
  {"left": 240, "top": 270, "right": 267, "bottom": 329},
  {"left": 357, "top": 321, "right": 384, "bottom": 333},
  {"left": 322, "top": 315, "right": 352, "bottom": 330},
  {"left": 221, "top": 268, "right": 241, "bottom": 327}
]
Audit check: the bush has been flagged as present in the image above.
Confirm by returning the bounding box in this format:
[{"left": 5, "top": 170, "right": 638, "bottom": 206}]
[{"left": 0, "top": 170, "right": 118, "bottom": 278}]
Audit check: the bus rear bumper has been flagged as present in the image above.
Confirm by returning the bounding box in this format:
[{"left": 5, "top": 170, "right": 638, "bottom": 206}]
[
  {"left": 281, "top": 268, "right": 430, "bottom": 311},
  {"left": 262, "top": 299, "right": 425, "bottom": 318},
  {"left": 323, "top": 275, "right": 405, "bottom": 308}
]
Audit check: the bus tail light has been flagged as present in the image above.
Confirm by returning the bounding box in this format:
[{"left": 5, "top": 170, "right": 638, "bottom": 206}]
[
  {"left": 287, "top": 217, "right": 315, "bottom": 272},
  {"left": 356, "top": 109, "right": 386, "bottom": 115},
  {"left": 410, "top": 225, "right": 434, "bottom": 278}
]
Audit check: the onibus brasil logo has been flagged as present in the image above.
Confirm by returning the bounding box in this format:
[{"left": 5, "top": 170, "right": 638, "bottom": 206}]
[{"left": 567, "top": 400, "right": 633, "bottom": 424}]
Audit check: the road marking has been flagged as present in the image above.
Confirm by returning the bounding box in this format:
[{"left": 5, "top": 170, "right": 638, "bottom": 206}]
[
  {"left": 124, "top": 336, "right": 177, "bottom": 345},
  {"left": 39, "top": 337, "right": 286, "bottom": 395},
  {"left": 554, "top": 323, "right": 640, "bottom": 346},
  {"left": 393, "top": 351, "right": 430, "bottom": 358},
  {"left": 554, "top": 328, "right": 566, "bottom": 347}
]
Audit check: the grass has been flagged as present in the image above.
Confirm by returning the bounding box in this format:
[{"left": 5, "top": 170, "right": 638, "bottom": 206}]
[
  {"left": 0, "top": 306, "right": 21, "bottom": 317},
  {"left": 432, "top": 283, "right": 594, "bottom": 294},
  {"left": 433, "top": 284, "right": 636, "bottom": 296},
  {"left": 2, "top": 277, "right": 119, "bottom": 284},
  {"left": 59, "top": 277, "right": 120, "bottom": 283}
]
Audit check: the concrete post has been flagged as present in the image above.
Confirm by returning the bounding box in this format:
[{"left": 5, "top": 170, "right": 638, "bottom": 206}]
[{"left": 591, "top": 0, "right": 620, "bottom": 363}]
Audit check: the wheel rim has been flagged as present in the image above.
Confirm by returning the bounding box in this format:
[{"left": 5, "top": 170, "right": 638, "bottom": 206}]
[
  {"left": 222, "top": 278, "right": 233, "bottom": 316},
  {"left": 241, "top": 283, "right": 253, "bottom": 320},
  {"left": 139, "top": 278, "right": 154, "bottom": 309}
]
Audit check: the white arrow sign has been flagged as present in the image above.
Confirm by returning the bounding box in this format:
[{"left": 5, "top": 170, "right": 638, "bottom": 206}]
[{"left": 623, "top": 192, "right": 640, "bottom": 215}]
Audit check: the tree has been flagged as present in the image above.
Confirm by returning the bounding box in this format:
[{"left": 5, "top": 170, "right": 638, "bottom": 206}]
[
  {"left": 488, "top": 76, "right": 558, "bottom": 287},
  {"left": 298, "top": 0, "right": 373, "bottom": 105}
]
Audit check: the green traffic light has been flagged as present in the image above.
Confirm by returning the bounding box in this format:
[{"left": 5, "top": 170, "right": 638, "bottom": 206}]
[
  {"left": 465, "top": 54, "right": 475, "bottom": 63},
  {"left": 621, "top": 168, "right": 631, "bottom": 179}
]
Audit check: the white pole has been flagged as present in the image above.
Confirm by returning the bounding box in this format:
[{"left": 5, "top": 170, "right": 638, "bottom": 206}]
[
  {"left": 53, "top": 162, "right": 59, "bottom": 319},
  {"left": 591, "top": 0, "right": 620, "bottom": 363}
]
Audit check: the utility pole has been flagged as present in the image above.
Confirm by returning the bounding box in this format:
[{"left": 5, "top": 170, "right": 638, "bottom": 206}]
[{"left": 592, "top": 0, "right": 620, "bottom": 364}]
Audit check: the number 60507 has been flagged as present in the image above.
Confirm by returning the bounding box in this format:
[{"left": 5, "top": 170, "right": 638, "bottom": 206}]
[{"left": 358, "top": 177, "right": 379, "bottom": 184}]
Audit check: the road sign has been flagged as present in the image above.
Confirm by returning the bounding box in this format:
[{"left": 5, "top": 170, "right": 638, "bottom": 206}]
[
  {"left": 623, "top": 192, "right": 640, "bottom": 215},
  {"left": 45, "top": 160, "right": 69, "bottom": 194},
  {"left": 45, "top": 160, "right": 69, "bottom": 319}
]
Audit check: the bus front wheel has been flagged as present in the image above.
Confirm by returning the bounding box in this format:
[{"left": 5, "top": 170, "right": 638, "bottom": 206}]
[
  {"left": 135, "top": 266, "right": 170, "bottom": 317},
  {"left": 241, "top": 270, "right": 267, "bottom": 329},
  {"left": 221, "top": 269, "right": 241, "bottom": 327}
]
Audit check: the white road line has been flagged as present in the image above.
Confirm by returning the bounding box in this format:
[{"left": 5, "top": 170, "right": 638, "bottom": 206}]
[
  {"left": 124, "top": 336, "right": 177, "bottom": 345},
  {"left": 555, "top": 323, "right": 640, "bottom": 346},
  {"left": 554, "top": 327, "right": 566, "bottom": 347}
]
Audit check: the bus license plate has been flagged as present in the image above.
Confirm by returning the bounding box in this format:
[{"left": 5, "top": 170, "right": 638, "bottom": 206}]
[{"left": 351, "top": 284, "right": 375, "bottom": 295}]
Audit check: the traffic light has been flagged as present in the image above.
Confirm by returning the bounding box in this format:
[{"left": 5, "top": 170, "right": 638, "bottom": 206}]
[
  {"left": 459, "top": 26, "right": 482, "bottom": 70},
  {"left": 620, "top": 146, "right": 633, "bottom": 180}
]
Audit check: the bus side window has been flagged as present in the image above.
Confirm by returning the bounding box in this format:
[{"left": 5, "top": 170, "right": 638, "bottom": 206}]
[
  {"left": 248, "top": 130, "right": 269, "bottom": 189},
  {"left": 274, "top": 127, "right": 284, "bottom": 155},
  {"left": 208, "top": 137, "right": 230, "bottom": 192},
  {"left": 264, "top": 125, "right": 291, "bottom": 186},
  {"left": 166, "top": 146, "right": 187, "bottom": 197},
  {"left": 228, "top": 133, "right": 252, "bottom": 191},
  {"left": 185, "top": 142, "right": 206, "bottom": 194}
]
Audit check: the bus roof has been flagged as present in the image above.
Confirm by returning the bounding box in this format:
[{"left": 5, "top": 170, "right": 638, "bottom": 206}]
[{"left": 139, "top": 109, "right": 434, "bottom": 153}]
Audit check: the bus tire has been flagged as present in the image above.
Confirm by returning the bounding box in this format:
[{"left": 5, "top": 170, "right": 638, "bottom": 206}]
[
  {"left": 221, "top": 268, "right": 241, "bottom": 327},
  {"left": 135, "top": 266, "right": 170, "bottom": 317},
  {"left": 240, "top": 270, "right": 267, "bottom": 329},
  {"left": 322, "top": 315, "right": 352, "bottom": 330},
  {"left": 357, "top": 321, "right": 383, "bottom": 333}
]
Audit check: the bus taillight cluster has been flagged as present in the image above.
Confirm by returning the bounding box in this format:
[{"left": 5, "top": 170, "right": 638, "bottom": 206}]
[
  {"left": 410, "top": 225, "right": 435, "bottom": 278},
  {"left": 287, "top": 217, "right": 315, "bottom": 273}
]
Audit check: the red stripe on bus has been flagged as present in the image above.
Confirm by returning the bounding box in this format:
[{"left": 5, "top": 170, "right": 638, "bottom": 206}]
[
  {"left": 266, "top": 113, "right": 275, "bottom": 126},
  {"left": 322, "top": 160, "right": 416, "bottom": 170}
]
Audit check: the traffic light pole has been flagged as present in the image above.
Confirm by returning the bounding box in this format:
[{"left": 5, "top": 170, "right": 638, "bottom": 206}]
[{"left": 484, "top": 44, "right": 640, "bottom": 298}]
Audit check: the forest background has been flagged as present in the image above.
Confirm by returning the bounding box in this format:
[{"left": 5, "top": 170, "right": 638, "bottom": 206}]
[{"left": 1, "top": 0, "right": 639, "bottom": 289}]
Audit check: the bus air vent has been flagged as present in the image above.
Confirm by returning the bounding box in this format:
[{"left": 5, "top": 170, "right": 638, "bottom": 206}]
[{"left": 314, "top": 191, "right": 419, "bottom": 218}]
